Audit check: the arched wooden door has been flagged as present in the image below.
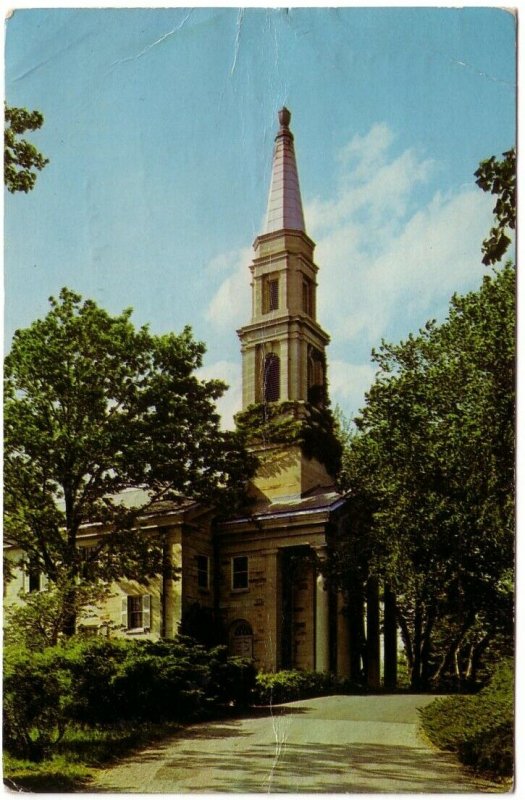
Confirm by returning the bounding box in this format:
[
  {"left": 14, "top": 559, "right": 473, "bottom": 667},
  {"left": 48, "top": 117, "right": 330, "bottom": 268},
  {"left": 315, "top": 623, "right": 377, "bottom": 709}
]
[{"left": 229, "top": 619, "right": 254, "bottom": 659}]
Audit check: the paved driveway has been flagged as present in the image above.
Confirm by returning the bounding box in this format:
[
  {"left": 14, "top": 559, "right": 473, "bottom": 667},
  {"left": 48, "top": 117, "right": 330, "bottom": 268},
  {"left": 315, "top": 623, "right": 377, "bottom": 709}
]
[{"left": 90, "top": 695, "right": 501, "bottom": 793}]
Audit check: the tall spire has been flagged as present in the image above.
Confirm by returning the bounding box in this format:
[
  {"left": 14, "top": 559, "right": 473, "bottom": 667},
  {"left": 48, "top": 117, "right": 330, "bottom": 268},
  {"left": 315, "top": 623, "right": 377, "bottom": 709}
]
[
  {"left": 237, "top": 106, "right": 334, "bottom": 499},
  {"left": 264, "top": 107, "right": 306, "bottom": 233}
]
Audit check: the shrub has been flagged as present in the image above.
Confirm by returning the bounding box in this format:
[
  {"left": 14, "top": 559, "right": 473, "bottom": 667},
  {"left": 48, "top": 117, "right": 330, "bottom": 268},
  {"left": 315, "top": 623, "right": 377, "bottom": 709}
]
[
  {"left": 209, "top": 655, "right": 257, "bottom": 707},
  {"left": 65, "top": 637, "right": 231, "bottom": 724},
  {"left": 420, "top": 659, "right": 514, "bottom": 778},
  {"left": 109, "top": 644, "right": 210, "bottom": 722},
  {"left": 3, "top": 646, "right": 74, "bottom": 761},
  {"left": 254, "top": 670, "right": 358, "bottom": 705},
  {"left": 64, "top": 637, "right": 138, "bottom": 724}
]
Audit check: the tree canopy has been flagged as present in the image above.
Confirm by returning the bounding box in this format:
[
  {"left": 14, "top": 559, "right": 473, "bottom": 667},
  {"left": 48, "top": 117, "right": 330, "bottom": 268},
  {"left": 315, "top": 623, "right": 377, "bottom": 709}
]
[
  {"left": 4, "top": 105, "right": 49, "bottom": 193},
  {"left": 338, "top": 266, "right": 514, "bottom": 687},
  {"left": 474, "top": 148, "right": 516, "bottom": 266},
  {"left": 4, "top": 289, "right": 254, "bottom": 632}
]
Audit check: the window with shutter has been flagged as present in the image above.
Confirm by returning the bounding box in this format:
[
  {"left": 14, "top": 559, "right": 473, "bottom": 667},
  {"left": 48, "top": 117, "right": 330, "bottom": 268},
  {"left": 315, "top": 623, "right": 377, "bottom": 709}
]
[
  {"left": 142, "top": 595, "right": 151, "bottom": 630},
  {"left": 122, "top": 595, "right": 152, "bottom": 632}
]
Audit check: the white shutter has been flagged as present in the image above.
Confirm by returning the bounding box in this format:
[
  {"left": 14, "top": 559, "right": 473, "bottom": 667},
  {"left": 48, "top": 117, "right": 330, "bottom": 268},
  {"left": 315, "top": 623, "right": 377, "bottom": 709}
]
[
  {"left": 121, "top": 597, "right": 129, "bottom": 630},
  {"left": 40, "top": 573, "right": 49, "bottom": 590},
  {"left": 142, "top": 595, "right": 151, "bottom": 630}
]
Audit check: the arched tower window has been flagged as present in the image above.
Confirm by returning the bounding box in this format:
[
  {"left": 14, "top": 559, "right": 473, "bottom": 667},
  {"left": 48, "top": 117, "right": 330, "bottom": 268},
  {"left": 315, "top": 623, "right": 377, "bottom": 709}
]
[{"left": 264, "top": 353, "right": 280, "bottom": 403}]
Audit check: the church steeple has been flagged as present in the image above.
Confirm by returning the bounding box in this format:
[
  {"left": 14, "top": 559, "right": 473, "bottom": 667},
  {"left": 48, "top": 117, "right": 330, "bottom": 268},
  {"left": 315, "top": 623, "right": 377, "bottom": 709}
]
[
  {"left": 236, "top": 109, "right": 336, "bottom": 500},
  {"left": 237, "top": 107, "right": 330, "bottom": 411},
  {"left": 264, "top": 107, "right": 306, "bottom": 234}
]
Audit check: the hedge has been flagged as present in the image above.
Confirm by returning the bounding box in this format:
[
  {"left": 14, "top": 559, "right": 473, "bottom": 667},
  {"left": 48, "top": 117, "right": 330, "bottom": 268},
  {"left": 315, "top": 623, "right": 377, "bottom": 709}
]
[
  {"left": 254, "top": 669, "right": 361, "bottom": 705},
  {"left": 3, "top": 637, "right": 255, "bottom": 761},
  {"left": 419, "top": 659, "right": 514, "bottom": 778}
]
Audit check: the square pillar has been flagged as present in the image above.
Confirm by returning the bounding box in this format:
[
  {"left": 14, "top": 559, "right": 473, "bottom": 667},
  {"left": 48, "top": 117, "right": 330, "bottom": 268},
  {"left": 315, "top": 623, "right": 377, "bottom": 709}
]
[{"left": 314, "top": 552, "right": 330, "bottom": 673}]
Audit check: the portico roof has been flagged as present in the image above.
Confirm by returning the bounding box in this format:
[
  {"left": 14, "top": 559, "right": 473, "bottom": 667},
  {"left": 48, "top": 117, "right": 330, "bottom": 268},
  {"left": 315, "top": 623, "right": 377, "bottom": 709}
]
[{"left": 219, "top": 486, "right": 350, "bottom": 529}]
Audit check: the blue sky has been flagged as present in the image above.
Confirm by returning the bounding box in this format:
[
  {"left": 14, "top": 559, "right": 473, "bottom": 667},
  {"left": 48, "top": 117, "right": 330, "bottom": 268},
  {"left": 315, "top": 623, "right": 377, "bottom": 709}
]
[{"left": 5, "top": 7, "right": 516, "bottom": 426}]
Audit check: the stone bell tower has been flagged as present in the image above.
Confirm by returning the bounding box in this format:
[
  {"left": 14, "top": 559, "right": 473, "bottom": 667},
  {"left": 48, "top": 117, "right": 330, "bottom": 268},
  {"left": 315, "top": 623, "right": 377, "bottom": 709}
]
[{"left": 237, "top": 108, "right": 336, "bottom": 500}]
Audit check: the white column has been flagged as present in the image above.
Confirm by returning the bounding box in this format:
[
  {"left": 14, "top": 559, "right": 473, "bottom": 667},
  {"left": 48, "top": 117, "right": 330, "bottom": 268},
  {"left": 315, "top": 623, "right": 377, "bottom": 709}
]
[
  {"left": 315, "top": 571, "right": 330, "bottom": 672},
  {"left": 265, "top": 549, "right": 282, "bottom": 672}
]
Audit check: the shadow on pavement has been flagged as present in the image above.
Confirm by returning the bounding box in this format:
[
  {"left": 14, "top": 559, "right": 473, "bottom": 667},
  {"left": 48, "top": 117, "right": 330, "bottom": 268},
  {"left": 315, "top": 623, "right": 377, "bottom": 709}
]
[{"left": 90, "top": 739, "right": 495, "bottom": 794}]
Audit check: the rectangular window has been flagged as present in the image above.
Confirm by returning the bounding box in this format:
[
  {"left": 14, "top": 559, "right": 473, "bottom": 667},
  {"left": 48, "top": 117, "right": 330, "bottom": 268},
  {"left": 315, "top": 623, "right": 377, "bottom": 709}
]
[
  {"left": 122, "top": 595, "right": 151, "bottom": 631},
  {"left": 28, "top": 565, "right": 42, "bottom": 593},
  {"left": 79, "top": 545, "right": 98, "bottom": 581},
  {"left": 232, "top": 556, "right": 249, "bottom": 591},
  {"left": 25, "top": 558, "right": 44, "bottom": 593},
  {"left": 303, "top": 278, "right": 313, "bottom": 316},
  {"left": 269, "top": 279, "right": 279, "bottom": 310},
  {"left": 197, "top": 555, "right": 210, "bottom": 590},
  {"left": 263, "top": 276, "right": 279, "bottom": 313}
]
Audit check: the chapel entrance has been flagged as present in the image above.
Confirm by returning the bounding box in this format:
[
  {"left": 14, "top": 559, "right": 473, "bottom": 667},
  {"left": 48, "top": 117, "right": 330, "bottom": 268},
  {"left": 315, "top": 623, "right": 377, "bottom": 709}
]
[{"left": 280, "top": 546, "right": 317, "bottom": 671}]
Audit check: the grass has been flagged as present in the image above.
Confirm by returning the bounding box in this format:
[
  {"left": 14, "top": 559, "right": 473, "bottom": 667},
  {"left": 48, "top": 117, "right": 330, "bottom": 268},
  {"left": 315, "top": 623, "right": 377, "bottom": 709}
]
[
  {"left": 3, "top": 721, "right": 183, "bottom": 792},
  {"left": 4, "top": 754, "right": 90, "bottom": 793}
]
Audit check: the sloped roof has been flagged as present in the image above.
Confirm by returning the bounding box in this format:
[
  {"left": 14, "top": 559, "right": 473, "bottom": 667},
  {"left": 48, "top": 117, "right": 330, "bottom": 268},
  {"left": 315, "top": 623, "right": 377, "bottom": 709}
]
[{"left": 225, "top": 486, "right": 349, "bottom": 525}]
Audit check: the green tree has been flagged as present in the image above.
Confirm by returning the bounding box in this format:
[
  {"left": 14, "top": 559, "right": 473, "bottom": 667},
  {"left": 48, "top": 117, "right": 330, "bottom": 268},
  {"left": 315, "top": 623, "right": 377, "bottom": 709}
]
[
  {"left": 336, "top": 265, "right": 514, "bottom": 688},
  {"left": 474, "top": 148, "right": 516, "bottom": 265},
  {"left": 4, "top": 288, "right": 254, "bottom": 634},
  {"left": 4, "top": 105, "right": 49, "bottom": 193}
]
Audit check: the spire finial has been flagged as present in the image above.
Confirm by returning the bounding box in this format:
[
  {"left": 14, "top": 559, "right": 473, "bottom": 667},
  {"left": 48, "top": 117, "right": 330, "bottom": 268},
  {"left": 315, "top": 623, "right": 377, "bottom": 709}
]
[{"left": 278, "top": 106, "right": 291, "bottom": 129}]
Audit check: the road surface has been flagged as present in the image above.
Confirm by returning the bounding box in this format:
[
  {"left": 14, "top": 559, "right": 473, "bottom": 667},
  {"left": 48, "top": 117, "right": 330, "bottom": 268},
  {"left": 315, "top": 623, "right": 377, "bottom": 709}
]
[{"left": 90, "top": 695, "right": 502, "bottom": 793}]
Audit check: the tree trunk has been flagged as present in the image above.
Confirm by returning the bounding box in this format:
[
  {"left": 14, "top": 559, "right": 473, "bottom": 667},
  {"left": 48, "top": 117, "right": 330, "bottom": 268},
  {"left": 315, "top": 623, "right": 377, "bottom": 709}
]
[
  {"left": 431, "top": 614, "right": 475, "bottom": 684},
  {"left": 420, "top": 608, "right": 436, "bottom": 689},
  {"left": 397, "top": 608, "right": 414, "bottom": 671},
  {"left": 383, "top": 585, "right": 397, "bottom": 690},
  {"left": 410, "top": 603, "right": 423, "bottom": 690},
  {"left": 467, "top": 631, "right": 493, "bottom": 683}
]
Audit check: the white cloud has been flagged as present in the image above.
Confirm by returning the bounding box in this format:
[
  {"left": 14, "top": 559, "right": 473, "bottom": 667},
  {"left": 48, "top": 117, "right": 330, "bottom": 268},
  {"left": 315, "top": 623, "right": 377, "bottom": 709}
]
[
  {"left": 308, "top": 124, "right": 494, "bottom": 351},
  {"left": 308, "top": 130, "right": 434, "bottom": 240},
  {"left": 338, "top": 122, "right": 394, "bottom": 175},
  {"left": 205, "top": 246, "right": 252, "bottom": 332},
  {"left": 197, "top": 360, "right": 242, "bottom": 430},
  {"left": 328, "top": 359, "right": 377, "bottom": 418}
]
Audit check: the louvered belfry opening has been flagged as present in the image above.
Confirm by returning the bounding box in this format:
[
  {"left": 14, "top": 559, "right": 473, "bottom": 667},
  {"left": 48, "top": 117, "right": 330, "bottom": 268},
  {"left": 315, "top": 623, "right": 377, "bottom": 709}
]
[{"left": 264, "top": 353, "right": 280, "bottom": 403}]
